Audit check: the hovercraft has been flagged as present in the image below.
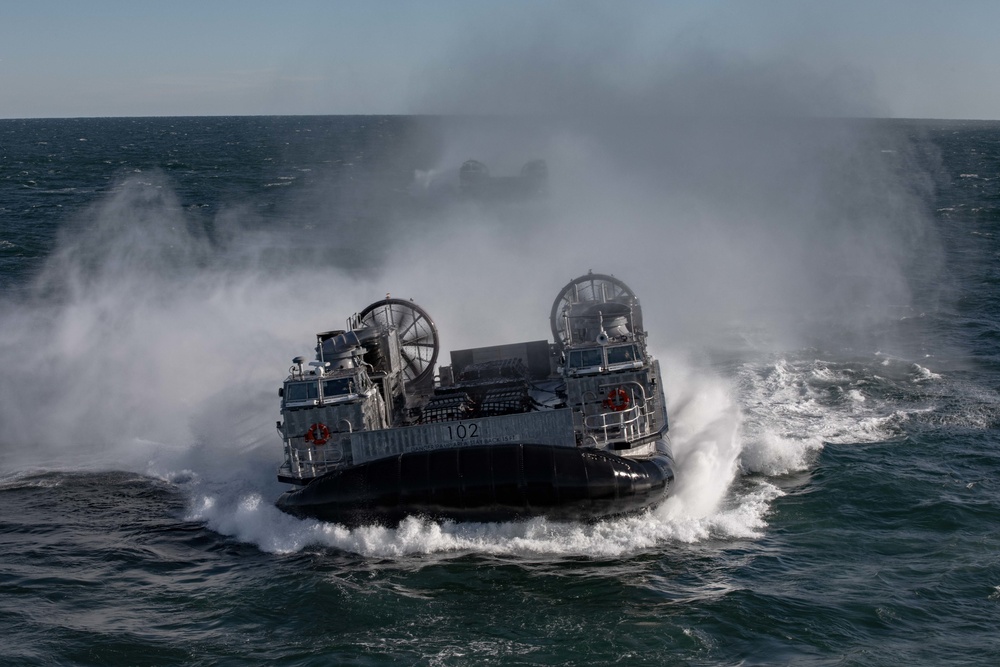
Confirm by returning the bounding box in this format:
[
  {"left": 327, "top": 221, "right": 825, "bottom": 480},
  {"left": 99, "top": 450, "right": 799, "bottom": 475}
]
[
  {"left": 459, "top": 159, "right": 548, "bottom": 199},
  {"left": 275, "top": 272, "right": 672, "bottom": 525}
]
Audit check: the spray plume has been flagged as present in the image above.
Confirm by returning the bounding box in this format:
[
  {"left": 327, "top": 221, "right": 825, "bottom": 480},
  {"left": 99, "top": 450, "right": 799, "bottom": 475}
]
[{"left": 0, "top": 5, "right": 943, "bottom": 555}]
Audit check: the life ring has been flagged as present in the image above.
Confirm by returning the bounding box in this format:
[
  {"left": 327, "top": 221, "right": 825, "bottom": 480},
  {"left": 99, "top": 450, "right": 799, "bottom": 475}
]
[
  {"left": 603, "top": 387, "right": 630, "bottom": 411},
  {"left": 305, "top": 422, "right": 331, "bottom": 445}
]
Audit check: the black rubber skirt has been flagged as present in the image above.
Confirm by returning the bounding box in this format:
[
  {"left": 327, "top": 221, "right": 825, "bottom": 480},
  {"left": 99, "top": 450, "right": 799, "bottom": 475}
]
[{"left": 275, "top": 443, "right": 673, "bottom": 526}]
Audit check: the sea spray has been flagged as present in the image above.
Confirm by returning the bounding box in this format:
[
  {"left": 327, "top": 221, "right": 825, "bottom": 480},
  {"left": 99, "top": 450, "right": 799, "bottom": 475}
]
[
  {"left": 181, "top": 353, "right": 761, "bottom": 558},
  {"left": 0, "top": 110, "right": 946, "bottom": 563},
  {"left": 0, "top": 174, "right": 365, "bottom": 470},
  {"left": 656, "top": 352, "right": 742, "bottom": 522}
]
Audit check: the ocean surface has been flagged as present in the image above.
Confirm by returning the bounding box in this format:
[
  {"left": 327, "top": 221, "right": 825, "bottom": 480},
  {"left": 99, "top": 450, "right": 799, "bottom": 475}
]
[{"left": 1, "top": 115, "right": 998, "bottom": 666}]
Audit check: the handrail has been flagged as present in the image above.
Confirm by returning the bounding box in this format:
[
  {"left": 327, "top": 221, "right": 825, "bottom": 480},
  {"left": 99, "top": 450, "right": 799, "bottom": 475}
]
[
  {"left": 582, "top": 380, "right": 656, "bottom": 448},
  {"left": 287, "top": 438, "right": 346, "bottom": 479}
]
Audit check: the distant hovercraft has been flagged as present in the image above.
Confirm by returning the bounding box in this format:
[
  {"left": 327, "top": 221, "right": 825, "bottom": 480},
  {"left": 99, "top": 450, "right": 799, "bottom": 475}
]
[{"left": 459, "top": 159, "right": 548, "bottom": 199}]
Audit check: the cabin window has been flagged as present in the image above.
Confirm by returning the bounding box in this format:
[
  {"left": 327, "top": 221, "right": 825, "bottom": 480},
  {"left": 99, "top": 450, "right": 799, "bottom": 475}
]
[
  {"left": 607, "top": 345, "right": 638, "bottom": 364},
  {"left": 286, "top": 382, "right": 319, "bottom": 401},
  {"left": 322, "top": 378, "right": 355, "bottom": 397},
  {"left": 568, "top": 348, "right": 603, "bottom": 369}
]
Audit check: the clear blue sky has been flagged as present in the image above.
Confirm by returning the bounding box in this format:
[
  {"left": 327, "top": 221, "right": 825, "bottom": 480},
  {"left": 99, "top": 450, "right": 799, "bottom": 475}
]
[{"left": 2, "top": 0, "right": 998, "bottom": 120}]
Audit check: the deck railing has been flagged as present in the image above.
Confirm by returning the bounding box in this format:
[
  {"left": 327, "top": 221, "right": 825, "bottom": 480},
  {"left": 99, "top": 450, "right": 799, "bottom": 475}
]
[{"left": 582, "top": 380, "right": 655, "bottom": 447}]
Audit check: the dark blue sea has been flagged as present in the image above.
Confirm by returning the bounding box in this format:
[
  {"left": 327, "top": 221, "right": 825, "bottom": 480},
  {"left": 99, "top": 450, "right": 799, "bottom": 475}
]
[{"left": 1, "top": 115, "right": 999, "bottom": 666}]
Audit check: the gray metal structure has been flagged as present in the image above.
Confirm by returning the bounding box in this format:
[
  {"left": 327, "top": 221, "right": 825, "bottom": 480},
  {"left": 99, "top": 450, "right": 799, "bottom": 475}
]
[{"left": 275, "top": 271, "right": 671, "bottom": 523}]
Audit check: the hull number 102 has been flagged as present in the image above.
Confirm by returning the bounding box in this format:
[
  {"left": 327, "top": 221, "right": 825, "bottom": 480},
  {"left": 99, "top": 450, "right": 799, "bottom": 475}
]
[{"left": 446, "top": 423, "right": 479, "bottom": 440}]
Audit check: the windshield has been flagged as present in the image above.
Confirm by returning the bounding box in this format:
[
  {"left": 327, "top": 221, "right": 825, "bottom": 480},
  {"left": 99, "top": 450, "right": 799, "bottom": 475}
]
[
  {"left": 568, "top": 348, "right": 603, "bottom": 369},
  {"left": 286, "top": 382, "right": 319, "bottom": 402},
  {"left": 607, "top": 345, "right": 638, "bottom": 364},
  {"left": 322, "top": 377, "right": 355, "bottom": 397}
]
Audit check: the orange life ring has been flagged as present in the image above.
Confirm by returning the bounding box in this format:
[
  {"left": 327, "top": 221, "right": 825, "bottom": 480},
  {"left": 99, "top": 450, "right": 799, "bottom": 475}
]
[
  {"left": 305, "top": 422, "right": 331, "bottom": 445},
  {"left": 603, "top": 387, "right": 630, "bottom": 411}
]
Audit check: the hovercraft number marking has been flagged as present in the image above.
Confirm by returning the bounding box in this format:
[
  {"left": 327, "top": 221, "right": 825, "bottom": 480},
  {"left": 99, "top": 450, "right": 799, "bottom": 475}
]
[{"left": 446, "top": 423, "right": 480, "bottom": 440}]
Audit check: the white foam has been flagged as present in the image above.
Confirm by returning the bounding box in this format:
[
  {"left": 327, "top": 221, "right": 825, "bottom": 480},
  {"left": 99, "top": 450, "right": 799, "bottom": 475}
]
[
  {"left": 740, "top": 430, "right": 821, "bottom": 477},
  {"left": 733, "top": 354, "right": 920, "bottom": 473},
  {"left": 182, "top": 483, "right": 781, "bottom": 559},
  {"left": 0, "top": 469, "right": 64, "bottom": 491},
  {"left": 912, "top": 363, "right": 941, "bottom": 382},
  {"left": 657, "top": 352, "right": 743, "bottom": 520},
  {"left": 167, "top": 352, "right": 774, "bottom": 558}
]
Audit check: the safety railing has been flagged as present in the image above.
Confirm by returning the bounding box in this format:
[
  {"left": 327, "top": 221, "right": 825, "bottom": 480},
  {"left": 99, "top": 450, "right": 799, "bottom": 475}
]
[
  {"left": 285, "top": 439, "right": 346, "bottom": 479},
  {"left": 281, "top": 419, "right": 351, "bottom": 480},
  {"left": 582, "top": 381, "right": 655, "bottom": 447}
]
